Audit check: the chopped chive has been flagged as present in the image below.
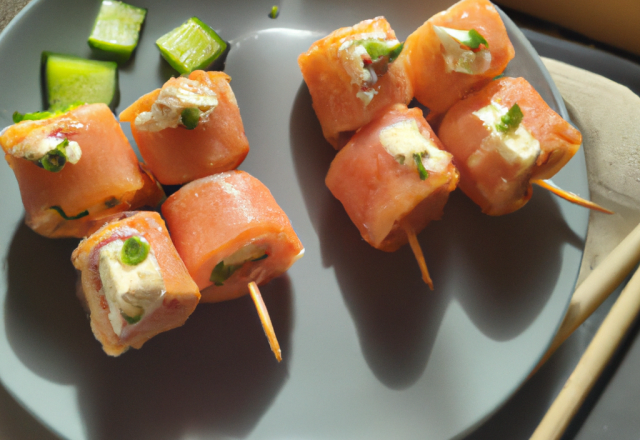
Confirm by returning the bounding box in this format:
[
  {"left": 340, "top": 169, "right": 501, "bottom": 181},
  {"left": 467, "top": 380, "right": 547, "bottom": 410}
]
[
  {"left": 269, "top": 5, "right": 279, "bottom": 19},
  {"left": 388, "top": 42, "right": 404, "bottom": 63},
  {"left": 434, "top": 27, "right": 489, "bottom": 50},
  {"left": 49, "top": 205, "right": 89, "bottom": 220},
  {"left": 210, "top": 260, "right": 242, "bottom": 286},
  {"left": 13, "top": 102, "right": 83, "bottom": 124},
  {"left": 122, "top": 311, "right": 143, "bottom": 325},
  {"left": 121, "top": 236, "right": 150, "bottom": 266},
  {"left": 180, "top": 107, "right": 201, "bottom": 130},
  {"left": 251, "top": 253, "right": 268, "bottom": 262},
  {"left": 496, "top": 103, "right": 524, "bottom": 133},
  {"left": 37, "top": 139, "right": 69, "bottom": 172},
  {"left": 104, "top": 197, "right": 120, "bottom": 208},
  {"left": 493, "top": 73, "right": 505, "bottom": 81},
  {"left": 413, "top": 153, "right": 429, "bottom": 180}
]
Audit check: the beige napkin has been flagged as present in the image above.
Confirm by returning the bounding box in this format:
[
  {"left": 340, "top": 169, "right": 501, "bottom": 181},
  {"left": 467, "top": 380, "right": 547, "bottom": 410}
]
[{"left": 542, "top": 58, "right": 640, "bottom": 285}]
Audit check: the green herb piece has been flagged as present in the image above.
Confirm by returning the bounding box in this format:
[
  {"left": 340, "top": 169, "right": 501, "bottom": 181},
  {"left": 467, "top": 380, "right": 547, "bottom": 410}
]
[
  {"left": 104, "top": 197, "right": 120, "bottom": 208},
  {"left": 13, "top": 102, "right": 83, "bottom": 124},
  {"left": 121, "top": 236, "right": 150, "bottom": 266},
  {"left": 88, "top": 0, "right": 147, "bottom": 63},
  {"left": 210, "top": 260, "right": 242, "bottom": 286},
  {"left": 360, "top": 40, "right": 404, "bottom": 62},
  {"left": 435, "top": 27, "right": 489, "bottom": 50},
  {"left": 122, "top": 311, "right": 143, "bottom": 325},
  {"left": 413, "top": 153, "right": 429, "bottom": 180},
  {"left": 36, "top": 139, "right": 69, "bottom": 172},
  {"left": 180, "top": 107, "right": 201, "bottom": 130},
  {"left": 42, "top": 52, "right": 118, "bottom": 111},
  {"left": 156, "top": 17, "right": 227, "bottom": 75},
  {"left": 251, "top": 253, "right": 268, "bottom": 262},
  {"left": 49, "top": 205, "right": 89, "bottom": 220},
  {"left": 493, "top": 73, "right": 505, "bottom": 81},
  {"left": 496, "top": 103, "right": 523, "bottom": 133},
  {"left": 269, "top": 6, "right": 279, "bottom": 19}
]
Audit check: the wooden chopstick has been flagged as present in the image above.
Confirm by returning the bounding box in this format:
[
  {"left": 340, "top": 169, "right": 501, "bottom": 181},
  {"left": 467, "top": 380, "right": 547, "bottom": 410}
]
[
  {"left": 533, "top": 221, "right": 640, "bottom": 371},
  {"left": 529, "top": 260, "right": 640, "bottom": 440}
]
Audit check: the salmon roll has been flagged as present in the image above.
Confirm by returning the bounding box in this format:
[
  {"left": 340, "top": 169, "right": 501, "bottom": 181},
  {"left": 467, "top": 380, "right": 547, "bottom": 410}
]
[
  {"left": 404, "top": 0, "right": 515, "bottom": 122},
  {"left": 438, "top": 76, "right": 582, "bottom": 216},
  {"left": 162, "top": 171, "right": 304, "bottom": 303},
  {"left": 71, "top": 211, "right": 201, "bottom": 356},
  {"left": 0, "top": 103, "right": 165, "bottom": 238},
  {"left": 119, "top": 70, "right": 249, "bottom": 185},
  {"left": 326, "top": 104, "right": 459, "bottom": 252},
  {"left": 298, "top": 16, "right": 413, "bottom": 149}
]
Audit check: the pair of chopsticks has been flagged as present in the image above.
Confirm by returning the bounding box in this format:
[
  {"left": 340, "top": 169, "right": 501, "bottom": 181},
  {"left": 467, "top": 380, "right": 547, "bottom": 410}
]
[{"left": 529, "top": 221, "right": 640, "bottom": 439}]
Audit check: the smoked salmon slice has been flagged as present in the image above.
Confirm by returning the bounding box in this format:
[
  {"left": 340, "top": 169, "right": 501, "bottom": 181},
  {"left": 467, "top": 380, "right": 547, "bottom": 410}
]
[
  {"left": 404, "top": 0, "right": 515, "bottom": 123},
  {"left": 326, "top": 103, "right": 459, "bottom": 253},
  {"left": 119, "top": 70, "right": 249, "bottom": 185},
  {"left": 298, "top": 17, "right": 413, "bottom": 149},
  {"left": 437, "top": 76, "right": 582, "bottom": 215},
  {"left": 1, "top": 103, "right": 165, "bottom": 238},
  {"left": 71, "top": 211, "right": 201, "bottom": 356},
  {"left": 161, "top": 170, "right": 304, "bottom": 303}
]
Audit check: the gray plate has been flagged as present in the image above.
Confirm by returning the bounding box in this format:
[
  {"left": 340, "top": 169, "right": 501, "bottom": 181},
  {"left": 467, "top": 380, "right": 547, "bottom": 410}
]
[{"left": 0, "top": 1, "right": 588, "bottom": 439}]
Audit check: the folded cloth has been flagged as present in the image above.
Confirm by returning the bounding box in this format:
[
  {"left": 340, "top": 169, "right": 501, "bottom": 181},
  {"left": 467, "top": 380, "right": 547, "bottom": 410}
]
[{"left": 542, "top": 57, "right": 640, "bottom": 285}]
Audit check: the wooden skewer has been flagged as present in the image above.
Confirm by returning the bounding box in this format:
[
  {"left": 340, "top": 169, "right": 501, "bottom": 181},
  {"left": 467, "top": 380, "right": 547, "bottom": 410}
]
[
  {"left": 248, "top": 281, "right": 282, "bottom": 362},
  {"left": 532, "top": 179, "right": 614, "bottom": 214},
  {"left": 530, "top": 262, "right": 640, "bottom": 440},
  {"left": 402, "top": 223, "right": 434, "bottom": 290},
  {"left": 534, "top": 221, "right": 640, "bottom": 371}
]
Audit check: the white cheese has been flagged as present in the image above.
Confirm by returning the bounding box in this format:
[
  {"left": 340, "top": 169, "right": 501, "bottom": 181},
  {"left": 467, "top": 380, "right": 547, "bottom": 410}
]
[
  {"left": 379, "top": 119, "right": 450, "bottom": 173},
  {"left": 432, "top": 25, "right": 491, "bottom": 75},
  {"left": 10, "top": 136, "right": 82, "bottom": 164},
  {"left": 472, "top": 101, "right": 540, "bottom": 171},
  {"left": 99, "top": 238, "right": 166, "bottom": 336},
  {"left": 223, "top": 243, "right": 267, "bottom": 266},
  {"left": 337, "top": 35, "right": 400, "bottom": 105},
  {"left": 135, "top": 78, "right": 218, "bottom": 132}
]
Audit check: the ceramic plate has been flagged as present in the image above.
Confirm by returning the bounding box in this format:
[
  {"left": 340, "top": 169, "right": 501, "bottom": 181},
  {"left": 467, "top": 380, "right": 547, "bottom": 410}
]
[{"left": 0, "top": 1, "right": 588, "bottom": 439}]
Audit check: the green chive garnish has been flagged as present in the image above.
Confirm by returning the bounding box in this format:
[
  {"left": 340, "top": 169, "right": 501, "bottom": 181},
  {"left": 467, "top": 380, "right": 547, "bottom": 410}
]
[
  {"left": 121, "top": 236, "right": 150, "bottom": 266},
  {"left": 413, "top": 153, "right": 429, "bottom": 180},
  {"left": 37, "top": 139, "right": 68, "bottom": 172},
  {"left": 122, "top": 311, "right": 143, "bottom": 325},
  {"left": 496, "top": 103, "right": 524, "bottom": 133},
  {"left": 49, "top": 205, "right": 89, "bottom": 220},
  {"left": 435, "top": 27, "right": 489, "bottom": 50},
  {"left": 210, "top": 261, "right": 242, "bottom": 286},
  {"left": 180, "top": 107, "right": 201, "bottom": 130},
  {"left": 13, "top": 102, "right": 83, "bottom": 124},
  {"left": 269, "top": 6, "right": 279, "bottom": 19}
]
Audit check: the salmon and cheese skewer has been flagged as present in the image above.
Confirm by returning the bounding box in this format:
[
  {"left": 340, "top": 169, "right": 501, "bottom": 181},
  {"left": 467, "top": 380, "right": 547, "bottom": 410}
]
[
  {"left": 403, "top": 0, "right": 515, "bottom": 123},
  {"left": 298, "top": 16, "right": 413, "bottom": 149},
  {"left": 120, "top": 70, "right": 249, "bottom": 185},
  {"left": 71, "top": 211, "right": 201, "bottom": 356},
  {"left": 0, "top": 103, "right": 165, "bottom": 238},
  {"left": 326, "top": 104, "right": 459, "bottom": 288},
  {"left": 162, "top": 170, "right": 304, "bottom": 361},
  {"left": 438, "top": 76, "right": 610, "bottom": 216},
  {"left": 162, "top": 170, "right": 304, "bottom": 303}
]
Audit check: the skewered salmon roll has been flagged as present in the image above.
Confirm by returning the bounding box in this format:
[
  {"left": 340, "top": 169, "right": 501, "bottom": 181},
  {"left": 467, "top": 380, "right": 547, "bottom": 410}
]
[
  {"left": 326, "top": 104, "right": 459, "bottom": 254},
  {"left": 438, "top": 76, "right": 582, "bottom": 216},
  {"left": 403, "top": 0, "right": 515, "bottom": 122},
  {"left": 0, "top": 103, "right": 165, "bottom": 238},
  {"left": 162, "top": 170, "right": 304, "bottom": 303},
  {"left": 71, "top": 211, "right": 201, "bottom": 356},
  {"left": 298, "top": 17, "right": 413, "bottom": 149},
  {"left": 119, "top": 70, "right": 249, "bottom": 185}
]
